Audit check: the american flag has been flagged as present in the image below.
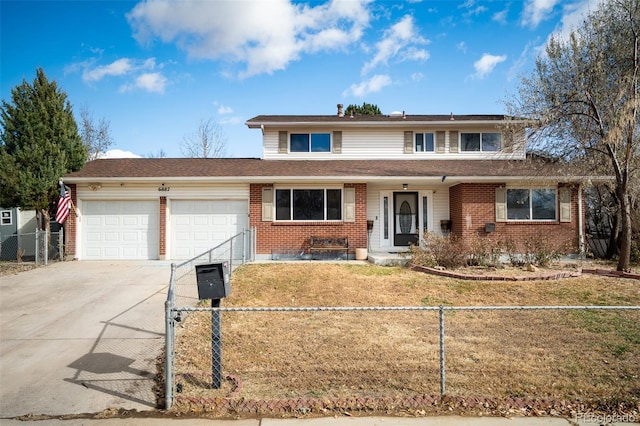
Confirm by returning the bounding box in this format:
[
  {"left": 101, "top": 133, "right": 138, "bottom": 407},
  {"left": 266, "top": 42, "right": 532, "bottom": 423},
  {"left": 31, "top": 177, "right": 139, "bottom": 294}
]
[{"left": 55, "top": 182, "right": 71, "bottom": 224}]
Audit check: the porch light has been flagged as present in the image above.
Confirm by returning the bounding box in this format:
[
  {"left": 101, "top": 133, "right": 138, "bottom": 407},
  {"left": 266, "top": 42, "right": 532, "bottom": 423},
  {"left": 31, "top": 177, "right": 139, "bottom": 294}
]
[{"left": 402, "top": 183, "right": 408, "bottom": 190}]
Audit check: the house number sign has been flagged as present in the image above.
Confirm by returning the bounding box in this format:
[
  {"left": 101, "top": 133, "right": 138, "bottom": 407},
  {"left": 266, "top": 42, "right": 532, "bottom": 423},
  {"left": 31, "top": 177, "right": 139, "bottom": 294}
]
[{"left": 158, "top": 185, "right": 170, "bottom": 192}]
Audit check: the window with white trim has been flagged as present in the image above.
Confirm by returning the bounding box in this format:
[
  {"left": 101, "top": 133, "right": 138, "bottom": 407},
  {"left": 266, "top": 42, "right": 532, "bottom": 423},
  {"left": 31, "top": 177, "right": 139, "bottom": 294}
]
[
  {"left": 275, "top": 188, "right": 342, "bottom": 221},
  {"left": 460, "top": 132, "right": 501, "bottom": 152},
  {"left": 507, "top": 188, "right": 556, "bottom": 220},
  {"left": 415, "top": 132, "right": 435, "bottom": 152},
  {"left": 290, "top": 133, "right": 331, "bottom": 152}
]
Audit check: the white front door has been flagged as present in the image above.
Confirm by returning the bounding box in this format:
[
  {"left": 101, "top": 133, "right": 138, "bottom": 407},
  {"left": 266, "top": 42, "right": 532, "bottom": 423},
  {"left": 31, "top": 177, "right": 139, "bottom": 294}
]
[{"left": 380, "top": 190, "right": 433, "bottom": 249}]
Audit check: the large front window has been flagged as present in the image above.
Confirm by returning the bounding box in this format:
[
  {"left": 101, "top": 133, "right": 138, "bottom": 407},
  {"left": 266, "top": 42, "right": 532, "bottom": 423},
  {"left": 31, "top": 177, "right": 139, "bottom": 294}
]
[
  {"left": 276, "top": 188, "right": 342, "bottom": 221},
  {"left": 507, "top": 188, "right": 556, "bottom": 220},
  {"left": 460, "top": 132, "right": 501, "bottom": 152},
  {"left": 290, "top": 133, "right": 331, "bottom": 152}
]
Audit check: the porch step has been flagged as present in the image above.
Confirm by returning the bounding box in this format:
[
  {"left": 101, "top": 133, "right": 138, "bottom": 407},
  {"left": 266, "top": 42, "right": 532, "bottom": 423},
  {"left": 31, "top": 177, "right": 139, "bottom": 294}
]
[{"left": 368, "top": 252, "right": 410, "bottom": 267}]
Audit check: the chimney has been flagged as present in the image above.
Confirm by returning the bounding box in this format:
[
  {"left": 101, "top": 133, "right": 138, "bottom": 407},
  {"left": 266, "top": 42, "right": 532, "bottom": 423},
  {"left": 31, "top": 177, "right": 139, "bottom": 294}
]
[{"left": 337, "top": 104, "right": 344, "bottom": 117}]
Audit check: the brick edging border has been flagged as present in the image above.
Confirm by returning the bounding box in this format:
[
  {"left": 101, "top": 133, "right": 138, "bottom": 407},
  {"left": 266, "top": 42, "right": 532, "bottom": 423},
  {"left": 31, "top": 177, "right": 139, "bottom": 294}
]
[{"left": 409, "top": 264, "right": 640, "bottom": 281}]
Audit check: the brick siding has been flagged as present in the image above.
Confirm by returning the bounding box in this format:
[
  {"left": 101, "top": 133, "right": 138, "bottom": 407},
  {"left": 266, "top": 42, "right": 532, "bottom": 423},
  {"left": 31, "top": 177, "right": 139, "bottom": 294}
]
[
  {"left": 250, "top": 183, "right": 368, "bottom": 256},
  {"left": 65, "top": 184, "right": 77, "bottom": 259},
  {"left": 449, "top": 183, "right": 581, "bottom": 253}
]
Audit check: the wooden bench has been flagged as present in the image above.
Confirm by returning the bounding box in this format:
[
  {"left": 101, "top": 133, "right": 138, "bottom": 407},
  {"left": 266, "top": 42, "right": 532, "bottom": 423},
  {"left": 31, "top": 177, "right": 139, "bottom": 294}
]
[{"left": 309, "top": 236, "right": 349, "bottom": 259}]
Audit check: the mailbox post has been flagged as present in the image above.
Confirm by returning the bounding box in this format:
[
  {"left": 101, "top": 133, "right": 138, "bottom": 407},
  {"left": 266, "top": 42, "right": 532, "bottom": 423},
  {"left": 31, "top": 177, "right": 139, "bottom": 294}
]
[{"left": 195, "top": 262, "right": 230, "bottom": 389}]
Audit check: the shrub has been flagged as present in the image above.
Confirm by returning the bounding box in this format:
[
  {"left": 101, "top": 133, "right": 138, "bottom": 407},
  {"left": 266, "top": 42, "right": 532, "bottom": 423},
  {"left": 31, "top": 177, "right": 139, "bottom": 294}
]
[
  {"left": 503, "top": 235, "right": 569, "bottom": 267},
  {"left": 468, "top": 233, "right": 503, "bottom": 267},
  {"left": 410, "top": 232, "right": 467, "bottom": 269},
  {"left": 503, "top": 237, "right": 525, "bottom": 267}
]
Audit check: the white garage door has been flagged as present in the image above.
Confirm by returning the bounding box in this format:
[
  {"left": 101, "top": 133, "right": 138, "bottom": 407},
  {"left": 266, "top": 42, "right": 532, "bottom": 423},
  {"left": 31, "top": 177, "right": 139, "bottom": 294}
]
[
  {"left": 170, "top": 200, "right": 248, "bottom": 260},
  {"left": 82, "top": 200, "right": 159, "bottom": 260}
]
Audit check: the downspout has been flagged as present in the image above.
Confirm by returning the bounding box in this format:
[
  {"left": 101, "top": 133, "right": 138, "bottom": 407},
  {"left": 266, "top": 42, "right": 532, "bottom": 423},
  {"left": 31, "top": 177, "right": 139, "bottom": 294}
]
[{"left": 578, "top": 184, "right": 585, "bottom": 257}]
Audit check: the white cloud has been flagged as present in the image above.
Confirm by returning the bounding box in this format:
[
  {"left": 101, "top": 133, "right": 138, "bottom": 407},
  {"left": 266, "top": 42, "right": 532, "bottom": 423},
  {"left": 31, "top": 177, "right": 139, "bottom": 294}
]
[
  {"left": 492, "top": 7, "right": 509, "bottom": 24},
  {"left": 361, "top": 15, "right": 429, "bottom": 75},
  {"left": 99, "top": 149, "right": 142, "bottom": 159},
  {"left": 79, "top": 57, "right": 167, "bottom": 93},
  {"left": 136, "top": 72, "right": 167, "bottom": 93},
  {"left": 343, "top": 74, "right": 392, "bottom": 97},
  {"left": 411, "top": 72, "right": 424, "bottom": 82},
  {"left": 552, "top": 0, "right": 601, "bottom": 40},
  {"left": 472, "top": 53, "right": 507, "bottom": 79},
  {"left": 521, "top": 0, "right": 559, "bottom": 28},
  {"left": 217, "top": 105, "right": 233, "bottom": 114},
  {"left": 527, "top": 1, "right": 601, "bottom": 63},
  {"left": 127, "top": 0, "right": 372, "bottom": 78},
  {"left": 457, "top": 41, "right": 467, "bottom": 54},
  {"left": 219, "top": 116, "right": 243, "bottom": 125},
  {"left": 507, "top": 39, "right": 540, "bottom": 81},
  {"left": 120, "top": 72, "right": 168, "bottom": 94},
  {"left": 459, "top": 0, "right": 488, "bottom": 17},
  {"left": 82, "top": 58, "right": 133, "bottom": 82}
]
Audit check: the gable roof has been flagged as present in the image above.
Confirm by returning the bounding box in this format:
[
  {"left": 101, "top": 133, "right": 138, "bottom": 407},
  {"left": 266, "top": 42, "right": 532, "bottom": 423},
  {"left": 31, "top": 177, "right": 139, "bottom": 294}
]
[
  {"left": 245, "top": 114, "right": 526, "bottom": 128},
  {"left": 63, "top": 158, "right": 589, "bottom": 183}
]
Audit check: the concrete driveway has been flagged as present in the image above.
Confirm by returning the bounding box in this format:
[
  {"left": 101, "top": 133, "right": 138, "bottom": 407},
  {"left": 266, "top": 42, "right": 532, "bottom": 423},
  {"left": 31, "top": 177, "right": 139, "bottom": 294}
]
[{"left": 0, "top": 261, "right": 171, "bottom": 418}]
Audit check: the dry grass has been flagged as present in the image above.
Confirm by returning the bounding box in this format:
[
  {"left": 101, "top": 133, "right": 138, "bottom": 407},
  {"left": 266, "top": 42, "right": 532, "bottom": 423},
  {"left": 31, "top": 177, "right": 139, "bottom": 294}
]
[
  {"left": 0, "top": 261, "right": 36, "bottom": 276},
  {"left": 172, "top": 262, "right": 640, "bottom": 413}
]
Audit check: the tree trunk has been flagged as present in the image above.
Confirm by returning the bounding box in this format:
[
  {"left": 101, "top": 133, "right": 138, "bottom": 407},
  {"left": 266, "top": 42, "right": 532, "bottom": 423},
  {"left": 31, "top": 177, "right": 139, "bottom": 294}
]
[
  {"left": 616, "top": 190, "right": 632, "bottom": 272},
  {"left": 606, "top": 212, "right": 619, "bottom": 259}
]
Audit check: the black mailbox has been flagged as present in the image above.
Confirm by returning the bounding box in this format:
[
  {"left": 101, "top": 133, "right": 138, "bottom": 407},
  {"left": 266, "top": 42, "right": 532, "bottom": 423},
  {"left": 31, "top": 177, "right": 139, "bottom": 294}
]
[{"left": 195, "top": 262, "right": 230, "bottom": 300}]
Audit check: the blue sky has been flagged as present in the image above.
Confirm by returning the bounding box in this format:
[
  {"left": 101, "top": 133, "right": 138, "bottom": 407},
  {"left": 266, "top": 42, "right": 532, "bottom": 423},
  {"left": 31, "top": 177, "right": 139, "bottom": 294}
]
[{"left": 1, "top": 0, "right": 601, "bottom": 159}]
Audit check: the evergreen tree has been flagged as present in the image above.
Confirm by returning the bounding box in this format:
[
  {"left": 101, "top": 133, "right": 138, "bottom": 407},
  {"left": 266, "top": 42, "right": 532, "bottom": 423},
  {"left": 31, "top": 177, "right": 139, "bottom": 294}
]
[
  {"left": 0, "top": 68, "right": 87, "bottom": 229},
  {"left": 344, "top": 102, "right": 382, "bottom": 116}
]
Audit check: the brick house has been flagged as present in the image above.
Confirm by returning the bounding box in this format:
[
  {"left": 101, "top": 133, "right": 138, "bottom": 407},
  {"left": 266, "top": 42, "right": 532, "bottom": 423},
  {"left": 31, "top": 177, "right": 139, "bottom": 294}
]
[{"left": 62, "top": 105, "right": 589, "bottom": 261}]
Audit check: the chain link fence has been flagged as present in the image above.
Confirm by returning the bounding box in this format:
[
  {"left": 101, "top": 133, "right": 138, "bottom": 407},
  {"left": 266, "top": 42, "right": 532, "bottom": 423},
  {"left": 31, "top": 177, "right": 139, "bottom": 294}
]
[
  {"left": 0, "top": 229, "right": 63, "bottom": 264},
  {"left": 164, "top": 301, "right": 639, "bottom": 415},
  {"left": 165, "top": 228, "right": 256, "bottom": 409}
]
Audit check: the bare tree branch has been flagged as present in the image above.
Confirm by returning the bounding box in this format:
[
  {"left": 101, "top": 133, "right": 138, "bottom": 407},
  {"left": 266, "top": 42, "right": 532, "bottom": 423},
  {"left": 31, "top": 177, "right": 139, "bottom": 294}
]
[
  {"left": 79, "top": 105, "right": 113, "bottom": 161},
  {"left": 505, "top": 0, "right": 639, "bottom": 270},
  {"left": 180, "top": 118, "right": 228, "bottom": 158}
]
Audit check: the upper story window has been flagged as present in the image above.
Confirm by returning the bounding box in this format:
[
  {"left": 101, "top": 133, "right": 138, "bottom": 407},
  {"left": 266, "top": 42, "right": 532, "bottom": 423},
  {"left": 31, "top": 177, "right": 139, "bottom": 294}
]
[
  {"left": 290, "top": 133, "right": 331, "bottom": 153},
  {"left": 276, "top": 188, "right": 342, "bottom": 221},
  {"left": 460, "top": 132, "right": 501, "bottom": 152},
  {"left": 507, "top": 188, "right": 556, "bottom": 220},
  {"left": 415, "top": 133, "right": 435, "bottom": 152}
]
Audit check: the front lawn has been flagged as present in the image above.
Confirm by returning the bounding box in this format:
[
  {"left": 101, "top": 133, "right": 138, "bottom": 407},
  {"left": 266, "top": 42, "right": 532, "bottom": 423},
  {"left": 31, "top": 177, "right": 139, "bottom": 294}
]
[{"left": 169, "top": 263, "right": 640, "bottom": 417}]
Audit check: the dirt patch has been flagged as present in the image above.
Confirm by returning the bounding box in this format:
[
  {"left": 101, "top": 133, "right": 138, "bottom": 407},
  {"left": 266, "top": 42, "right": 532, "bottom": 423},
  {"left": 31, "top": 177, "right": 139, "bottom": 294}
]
[{"left": 0, "top": 262, "right": 36, "bottom": 276}]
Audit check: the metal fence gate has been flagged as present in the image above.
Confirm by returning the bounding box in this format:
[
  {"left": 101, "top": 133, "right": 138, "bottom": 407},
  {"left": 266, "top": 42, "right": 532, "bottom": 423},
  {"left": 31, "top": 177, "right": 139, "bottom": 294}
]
[
  {"left": 164, "top": 228, "right": 256, "bottom": 407},
  {"left": 0, "top": 229, "right": 63, "bottom": 264}
]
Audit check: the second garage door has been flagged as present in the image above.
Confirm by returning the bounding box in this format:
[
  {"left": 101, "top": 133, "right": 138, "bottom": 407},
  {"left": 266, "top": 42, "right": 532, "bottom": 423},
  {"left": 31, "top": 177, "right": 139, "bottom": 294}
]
[{"left": 170, "top": 200, "right": 248, "bottom": 260}]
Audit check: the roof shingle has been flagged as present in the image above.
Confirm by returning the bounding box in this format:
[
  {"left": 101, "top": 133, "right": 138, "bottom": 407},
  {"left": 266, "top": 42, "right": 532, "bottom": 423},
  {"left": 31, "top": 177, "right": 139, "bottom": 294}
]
[{"left": 64, "top": 158, "right": 581, "bottom": 181}]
